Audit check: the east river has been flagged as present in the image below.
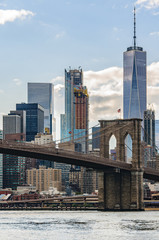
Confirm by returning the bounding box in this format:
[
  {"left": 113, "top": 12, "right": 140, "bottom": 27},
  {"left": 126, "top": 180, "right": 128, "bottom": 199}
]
[{"left": 0, "top": 211, "right": 159, "bottom": 240}]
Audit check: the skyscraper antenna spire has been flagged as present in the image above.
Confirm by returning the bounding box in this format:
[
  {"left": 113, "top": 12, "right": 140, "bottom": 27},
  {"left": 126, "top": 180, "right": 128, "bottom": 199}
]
[{"left": 134, "top": 6, "right": 136, "bottom": 49}]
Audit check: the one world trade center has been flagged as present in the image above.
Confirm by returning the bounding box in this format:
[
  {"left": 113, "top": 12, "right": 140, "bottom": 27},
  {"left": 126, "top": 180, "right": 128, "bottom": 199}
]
[{"left": 123, "top": 8, "right": 147, "bottom": 120}]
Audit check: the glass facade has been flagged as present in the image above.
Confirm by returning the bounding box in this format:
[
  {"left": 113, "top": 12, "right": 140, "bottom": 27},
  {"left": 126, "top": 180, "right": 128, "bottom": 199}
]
[
  {"left": 123, "top": 48, "right": 147, "bottom": 120},
  {"left": 60, "top": 114, "right": 67, "bottom": 142},
  {"left": 16, "top": 103, "right": 44, "bottom": 142},
  {"left": 2, "top": 117, "right": 26, "bottom": 190},
  {"left": 155, "top": 120, "right": 159, "bottom": 151},
  {"left": 54, "top": 162, "right": 71, "bottom": 189},
  {"left": 3, "top": 154, "right": 26, "bottom": 190},
  {"left": 92, "top": 127, "right": 100, "bottom": 151},
  {"left": 3, "top": 115, "right": 21, "bottom": 138},
  {"left": 10, "top": 110, "right": 26, "bottom": 135},
  {"left": 60, "top": 68, "right": 88, "bottom": 153},
  {"left": 64, "top": 69, "right": 83, "bottom": 141},
  {"left": 144, "top": 110, "right": 155, "bottom": 148},
  {"left": 59, "top": 68, "right": 89, "bottom": 191},
  {"left": 28, "top": 83, "right": 55, "bottom": 137}
]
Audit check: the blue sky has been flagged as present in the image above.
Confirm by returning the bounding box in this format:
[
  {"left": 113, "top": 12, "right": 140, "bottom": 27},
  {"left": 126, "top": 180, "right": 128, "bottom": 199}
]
[{"left": 0, "top": 0, "right": 159, "bottom": 139}]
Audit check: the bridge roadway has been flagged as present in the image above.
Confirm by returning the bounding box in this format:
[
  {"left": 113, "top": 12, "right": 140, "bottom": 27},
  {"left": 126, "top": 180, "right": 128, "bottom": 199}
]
[{"left": 0, "top": 141, "right": 159, "bottom": 181}]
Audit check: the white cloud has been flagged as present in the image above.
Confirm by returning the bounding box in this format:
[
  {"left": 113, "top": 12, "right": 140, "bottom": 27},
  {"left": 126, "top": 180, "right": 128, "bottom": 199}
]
[
  {"left": 150, "top": 31, "right": 159, "bottom": 36},
  {"left": 51, "top": 76, "right": 64, "bottom": 85},
  {"left": 84, "top": 67, "right": 122, "bottom": 96},
  {"left": 54, "top": 62, "right": 159, "bottom": 130},
  {"left": 54, "top": 84, "right": 64, "bottom": 93},
  {"left": 0, "top": 9, "right": 35, "bottom": 25},
  {"left": 84, "top": 67, "right": 123, "bottom": 121},
  {"left": 13, "top": 78, "right": 22, "bottom": 86},
  {"left": 153, "top": 11, "right": 159, "bottom": 14},
  {"left": 147, "top": 62, "right": 159, "bottom": 87},
  {"left": 55, "top": 31, "right": 65, "bottom": 39},
  {"left": 53, "top": 67, "right": 123, "bottom": 128},
  {"left": 136, "top": 0, "right": 159, "bottom": 9}
]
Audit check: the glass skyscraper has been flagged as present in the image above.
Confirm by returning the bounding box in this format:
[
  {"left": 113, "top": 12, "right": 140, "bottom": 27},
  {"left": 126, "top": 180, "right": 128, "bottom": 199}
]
[
  {"left": 3, "top": 154, "right": 26, "bottom": 190},
  {"left": 2, "top": 115, "right": 26, "bottom": 190},
  {"left": 155, "top": 120, "right": 159, "bottom": 151},
  {"left": 92, "top": 127, "right": 100, "bottom": 151},
  {"left": 123, "top": 8, "right": 147, "bottom": 120},
  {"left": 16, "top": 103, "right": 44, "bottom": 142},
  {"left": 144, "top": 110, "right": 155, "bottom": 147},
  {"left": 62, "top": 68, "right": 83, "bottom": 141},
  {"left": 59, "top": 68, "right": 89, "bottom": 192},
  {"left": 28, "top": 83, "right": 55, "bottom": 138},
  {"left": 60, "top": 68, "right": 89, "bottom": 153}
]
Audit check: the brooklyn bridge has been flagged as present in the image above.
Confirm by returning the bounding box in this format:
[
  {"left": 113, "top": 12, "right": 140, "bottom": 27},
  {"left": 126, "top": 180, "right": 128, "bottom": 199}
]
[{"left": 0, "top": 118, "right": 159, "bottom": 211}]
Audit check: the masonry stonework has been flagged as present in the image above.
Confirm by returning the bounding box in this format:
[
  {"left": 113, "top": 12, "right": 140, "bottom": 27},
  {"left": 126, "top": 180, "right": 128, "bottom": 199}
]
[{"left": 98, "top": 119, "right": 144, "bottom": 210}]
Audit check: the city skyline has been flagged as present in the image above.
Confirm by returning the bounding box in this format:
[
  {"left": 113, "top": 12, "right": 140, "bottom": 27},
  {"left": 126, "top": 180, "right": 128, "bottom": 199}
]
[{"left": 1, "top": 1, "right": 159, "bottom": 139}]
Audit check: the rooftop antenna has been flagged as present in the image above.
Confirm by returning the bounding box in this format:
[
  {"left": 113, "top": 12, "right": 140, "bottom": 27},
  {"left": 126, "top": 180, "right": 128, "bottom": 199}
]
[{"left": 133, "top": 6, "right": 136, "bottom": 49}]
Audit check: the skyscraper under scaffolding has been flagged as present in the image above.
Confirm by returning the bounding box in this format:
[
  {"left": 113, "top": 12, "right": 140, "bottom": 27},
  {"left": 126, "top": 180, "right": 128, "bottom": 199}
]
[
  {"left": 59, "top": 68, "right": 89, "bottom": 193},
  {"left": 60, "top": 67, "right": 89, "bottom": 153}
]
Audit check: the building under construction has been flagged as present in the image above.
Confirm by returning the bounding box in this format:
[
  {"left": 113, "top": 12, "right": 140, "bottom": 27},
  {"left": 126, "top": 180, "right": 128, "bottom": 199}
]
[
  {"left": 60, "top": 67, "right": 89, "bottom": 153},
  {"left": 60, "top": 67, "right": 89, "bottom": 193},
  {"left": 74, "top": 87, "right": 89, "bottom": 130}
]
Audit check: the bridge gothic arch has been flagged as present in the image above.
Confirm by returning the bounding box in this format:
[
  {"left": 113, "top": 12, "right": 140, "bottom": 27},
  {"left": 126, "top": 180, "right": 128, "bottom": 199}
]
[
  {"left": 124, "top": 133, "right": 133, "bottom": 163},
  {"left": 99, "top": 118, "right": 142, "bottom": 168},
  {"left": 98, "top": 118, "right": 144, "bottom": 210},
  {"left": 108, "top": 133, "right": 117, "bottom": 160}
]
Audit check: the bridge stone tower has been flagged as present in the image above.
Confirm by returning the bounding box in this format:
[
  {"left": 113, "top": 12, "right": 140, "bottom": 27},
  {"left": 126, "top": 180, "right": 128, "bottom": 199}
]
[{"left": 98, "top": 118, "right": 144, "bottom": 210}]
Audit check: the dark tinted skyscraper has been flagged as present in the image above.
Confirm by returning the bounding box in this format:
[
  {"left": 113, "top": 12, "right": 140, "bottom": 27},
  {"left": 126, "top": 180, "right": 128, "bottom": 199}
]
[
  {"left": 3, "top": 113, "right": 26, "bottom": 190},
  {"left": 28, "top": 83, "right": 55, "bottom": 138},
  {"left": 123, "top": 8, "right": 147, "bottom": 120},
  {"left": 144, "top": 110, "right": 155, "bottom": 148},
  {"left": 16, "top": 103, "right": 44, "bottom": 142},
  {"left": 155, "top": 120, "right": 159, "bottom": 150},
  {"left": 92, "top": 127, "right": 100, "bottom": 151}
]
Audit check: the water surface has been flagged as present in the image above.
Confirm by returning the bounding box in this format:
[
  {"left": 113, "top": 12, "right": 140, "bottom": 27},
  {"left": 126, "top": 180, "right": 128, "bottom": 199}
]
[{"left": 0, "top": 211, "right": 159, "bottom": 240}]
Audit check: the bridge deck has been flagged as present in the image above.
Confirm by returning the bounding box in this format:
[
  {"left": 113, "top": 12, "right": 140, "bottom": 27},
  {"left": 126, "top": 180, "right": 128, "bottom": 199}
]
[{"left": 0, "top": 141, "right": 159, "bottom": 180}]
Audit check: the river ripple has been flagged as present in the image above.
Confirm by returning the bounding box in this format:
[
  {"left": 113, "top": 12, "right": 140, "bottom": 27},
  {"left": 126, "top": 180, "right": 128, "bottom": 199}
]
[{"left": 0, "top": 211, "right": 159, "bottom": 240}]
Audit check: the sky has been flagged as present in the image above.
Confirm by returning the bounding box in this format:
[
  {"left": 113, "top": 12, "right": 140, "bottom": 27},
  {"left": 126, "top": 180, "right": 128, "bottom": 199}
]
[{"left": 0, "top": 0, "right": 159, "bottom": 140}]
